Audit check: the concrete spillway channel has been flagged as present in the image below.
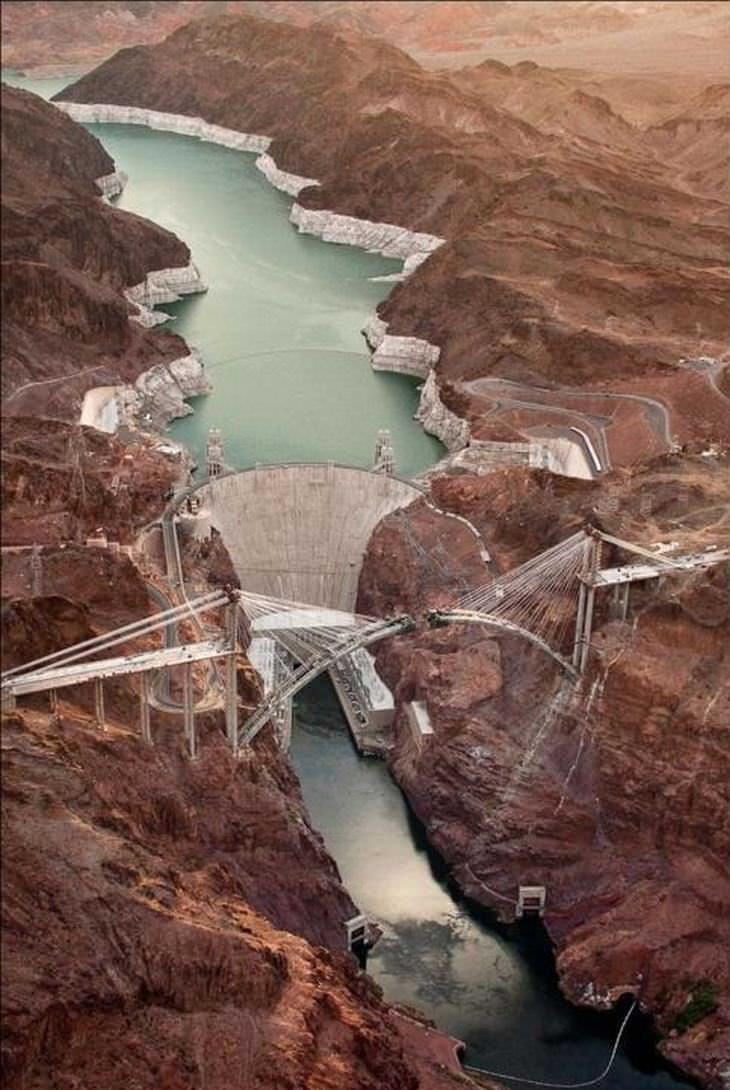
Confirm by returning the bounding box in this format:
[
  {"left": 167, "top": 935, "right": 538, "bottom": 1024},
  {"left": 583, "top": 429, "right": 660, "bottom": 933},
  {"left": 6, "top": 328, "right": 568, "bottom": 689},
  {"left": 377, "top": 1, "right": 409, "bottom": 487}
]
[{"left": 173, "top": 463, "right": 426, "bottom": 748}]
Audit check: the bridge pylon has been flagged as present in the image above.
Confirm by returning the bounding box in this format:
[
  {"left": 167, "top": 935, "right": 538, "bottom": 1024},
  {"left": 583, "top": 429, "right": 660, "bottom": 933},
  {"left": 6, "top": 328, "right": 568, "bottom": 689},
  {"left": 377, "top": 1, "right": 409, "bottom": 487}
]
[
  {"left": 224, "top": 599, "right": 240, "bottom": 754},
  {"left": 572, "top": 531, "right": 602, "bottom": 672}
]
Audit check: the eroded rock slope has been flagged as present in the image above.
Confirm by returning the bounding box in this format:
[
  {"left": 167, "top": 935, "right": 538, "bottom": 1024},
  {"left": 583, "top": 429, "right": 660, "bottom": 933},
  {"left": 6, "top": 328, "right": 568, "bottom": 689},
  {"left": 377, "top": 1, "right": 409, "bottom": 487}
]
[{"left": 1, "top": 84, "right": 192, "bottom": 415}]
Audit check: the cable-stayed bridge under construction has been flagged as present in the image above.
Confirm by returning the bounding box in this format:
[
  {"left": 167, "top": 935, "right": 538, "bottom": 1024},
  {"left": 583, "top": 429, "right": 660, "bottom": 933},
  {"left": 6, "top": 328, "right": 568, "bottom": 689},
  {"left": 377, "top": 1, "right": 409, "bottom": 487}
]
[{"left": 2, "top": 522, "right": 725, "bottom": 759}]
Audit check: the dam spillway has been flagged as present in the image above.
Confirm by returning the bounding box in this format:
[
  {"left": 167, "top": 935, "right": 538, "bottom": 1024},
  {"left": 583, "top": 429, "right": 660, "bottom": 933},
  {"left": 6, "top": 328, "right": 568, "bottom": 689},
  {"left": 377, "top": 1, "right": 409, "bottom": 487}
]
[{"left": 186, "top": 463, "right": 424, "bottom": 609}]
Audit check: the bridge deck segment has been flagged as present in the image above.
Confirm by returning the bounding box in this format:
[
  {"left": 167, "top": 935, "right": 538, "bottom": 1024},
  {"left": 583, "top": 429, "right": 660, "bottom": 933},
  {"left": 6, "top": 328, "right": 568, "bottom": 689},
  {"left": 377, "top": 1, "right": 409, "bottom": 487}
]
[{"left": 4, "top": 641, "right": 228, "bottom": 697}]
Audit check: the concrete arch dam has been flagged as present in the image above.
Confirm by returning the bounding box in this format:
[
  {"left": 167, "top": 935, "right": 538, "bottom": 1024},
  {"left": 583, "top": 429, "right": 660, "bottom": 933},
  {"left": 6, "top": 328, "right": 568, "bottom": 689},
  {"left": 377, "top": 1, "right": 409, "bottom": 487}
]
[
  {"left": 182, "top": 463, "right": 424, "bottom": 752},
  {"left": 185, "top": 463, "right": 424, "bottom": 610}
]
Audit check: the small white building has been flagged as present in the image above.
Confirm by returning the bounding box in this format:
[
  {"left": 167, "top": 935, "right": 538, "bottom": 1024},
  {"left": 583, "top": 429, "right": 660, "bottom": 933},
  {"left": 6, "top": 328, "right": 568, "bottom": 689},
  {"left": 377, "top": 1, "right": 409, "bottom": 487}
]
[
  {"left": 85, "top": 533, "right": 108, "bottom": 549},
  {"left": 516, "top": 885, "right": 547, "bottom": 918},
  {"left": 405, "top": 700, "right": 434, "bottom": 750}
]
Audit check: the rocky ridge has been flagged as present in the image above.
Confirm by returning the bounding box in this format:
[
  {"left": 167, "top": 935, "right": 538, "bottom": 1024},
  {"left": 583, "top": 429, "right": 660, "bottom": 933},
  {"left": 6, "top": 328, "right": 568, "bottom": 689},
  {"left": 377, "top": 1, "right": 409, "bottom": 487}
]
[
  {"left": 3, "top": 2, "right": 728, "bottom": 82},
  {"left": 42, "top": 15, "right": 730, "bottom": 1086},
  {"left": 0, "top": 84, "right": 207, "bottom": 421},
  {"left": 357, "top": 455, "right": 730, "bottom": 1088},
  {"left": 1, "top": 534, "right": 481, "bottom": 1090},
  {"left": 54, "top": 14, "right": 730, "bottom": 473},
  {"left": 3, "top": 9, "right": 729, "bottom": 1089}
]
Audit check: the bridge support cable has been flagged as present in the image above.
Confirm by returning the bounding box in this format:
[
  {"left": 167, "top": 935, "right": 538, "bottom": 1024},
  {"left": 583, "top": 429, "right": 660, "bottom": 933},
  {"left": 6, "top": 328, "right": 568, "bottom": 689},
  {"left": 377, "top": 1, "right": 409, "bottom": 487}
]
[
  {"left": 430, "top": 531, "right": 590, "bottom": 672},
  {"left": 463, "top": 998, "right": 637, "bottom": 1089},
  {"left": 7, "top": 529, "right": 724, "bottom": 753},
  {"left": 3, "top": 641, "right": 229, "bottom": 698},
  {"left": 231, "top": 591, "right": 388, "bottom": 750},
  {"left": 434, "top": 612, "right": 578, "bottom": 675},
  {"left": 596, "top": 530, "right": 692, "bottom": 568},
  {"left": 238, "top": 591, "right": 392, "bottom": 676},
  {"left": 237, "top": 618, "right": 412, "bottom": 749},
  {"left": 1, "top": 586, "right": 234, "bottom": 737},
  {"left": 1, "top": 590, "right": 230, "bottom": 682}
]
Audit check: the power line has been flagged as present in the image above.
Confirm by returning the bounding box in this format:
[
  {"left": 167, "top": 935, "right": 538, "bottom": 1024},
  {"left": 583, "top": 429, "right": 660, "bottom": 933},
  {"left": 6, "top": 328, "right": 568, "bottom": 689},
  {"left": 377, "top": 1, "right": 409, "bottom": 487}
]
[
  {"left": 463, "top": 999, "right": 637, "bottom": 1089},
  {"left": 198, "top": 344, "right": 375, "bottom": 375}
]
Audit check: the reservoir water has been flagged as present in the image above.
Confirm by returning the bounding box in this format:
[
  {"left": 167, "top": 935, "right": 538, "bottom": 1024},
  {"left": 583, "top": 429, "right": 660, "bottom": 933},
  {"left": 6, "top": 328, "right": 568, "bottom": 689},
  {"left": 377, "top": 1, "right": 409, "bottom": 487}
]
[
  {"left": 5, "top": 71, "right": 691, "bottom": 1089},
  {"left": 3, "top": 70, "right": 441, "bottom": 478}
]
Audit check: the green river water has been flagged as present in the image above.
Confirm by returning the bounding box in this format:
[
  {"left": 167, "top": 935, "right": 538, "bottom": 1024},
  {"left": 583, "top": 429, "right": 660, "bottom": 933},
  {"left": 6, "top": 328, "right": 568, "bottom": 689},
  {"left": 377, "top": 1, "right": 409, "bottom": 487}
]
[{"left": 3, "top": 70, "right": 692, "bottom": 1089}]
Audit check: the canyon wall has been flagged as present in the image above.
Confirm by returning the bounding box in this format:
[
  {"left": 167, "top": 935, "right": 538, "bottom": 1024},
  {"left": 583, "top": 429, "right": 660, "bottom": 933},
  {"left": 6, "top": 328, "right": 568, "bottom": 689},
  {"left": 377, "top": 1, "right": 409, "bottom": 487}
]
[
  {"left": 0, "top": 604, "right": 458, "bottom": 1090},
  {"left": 2, "top": 471, "right": 474, "bottom": 1090},
  {"left": 0, "top": 83, "right": 473, "bottom": 1090},
  {"left": 55, "top": 101, "right": 445, "bottom": 272},
  {"left": 0, "top": 85, "right": 202, "bottom": 418},
  {"left": 3, "top": 10, "right": 730, "bottom": 1089},
  {"left": 1, "top": 417, "right": 179, "bottom": 546},
  {"left": 358, "top": 455, "right": 730, "bottom": 1089}
]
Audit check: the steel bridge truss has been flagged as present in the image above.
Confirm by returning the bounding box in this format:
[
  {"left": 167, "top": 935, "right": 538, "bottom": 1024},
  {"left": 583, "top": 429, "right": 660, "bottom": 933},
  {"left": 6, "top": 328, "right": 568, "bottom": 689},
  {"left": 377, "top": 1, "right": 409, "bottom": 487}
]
[
  {"left": 427, "top": 609, "right": 578, "bottom": 675},
  {"left": 237, "top": 611, "right": 414, "bottom": 747}
]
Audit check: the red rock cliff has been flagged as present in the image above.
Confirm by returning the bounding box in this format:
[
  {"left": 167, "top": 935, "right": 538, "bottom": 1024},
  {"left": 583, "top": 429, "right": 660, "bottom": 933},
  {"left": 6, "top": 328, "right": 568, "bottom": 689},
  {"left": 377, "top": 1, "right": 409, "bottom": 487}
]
[
  {"left": 55, "top": 13, "right": 730, "bottom": 456},
  {"left": 1, "top": 84, "right": 192, "bottom": 414},
  {"left": 358, "top": 457, "right": 730, "bottom": 1088}
]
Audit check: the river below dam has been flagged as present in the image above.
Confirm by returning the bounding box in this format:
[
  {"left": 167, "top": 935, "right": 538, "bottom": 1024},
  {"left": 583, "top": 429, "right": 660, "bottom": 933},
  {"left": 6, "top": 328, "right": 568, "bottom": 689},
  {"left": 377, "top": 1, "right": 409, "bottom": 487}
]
[{"left": 5, "top": 70, "right": 691, "bottom": 1089}]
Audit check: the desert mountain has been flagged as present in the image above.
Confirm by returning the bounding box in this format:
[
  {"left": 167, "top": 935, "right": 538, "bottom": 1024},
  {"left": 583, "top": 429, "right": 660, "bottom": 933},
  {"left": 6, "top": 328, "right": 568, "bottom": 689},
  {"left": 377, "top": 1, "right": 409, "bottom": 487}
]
[
  {"left": 1, "top": 84, "right": 190, "bottom": 412},
  {"left": 3, "top": 1, "right": 729, "bottom": 80},
  {"left": 55, "top": 13, "right": 730, "bottom": 465}
]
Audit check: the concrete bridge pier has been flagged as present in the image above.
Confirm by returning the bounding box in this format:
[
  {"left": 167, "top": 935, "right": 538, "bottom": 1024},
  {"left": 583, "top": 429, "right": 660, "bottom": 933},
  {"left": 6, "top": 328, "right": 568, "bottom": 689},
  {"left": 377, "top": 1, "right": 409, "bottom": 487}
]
[
  {"left": 139, "top": 671, "right": 152, "bottom": 744},
  {"left": 572, "top": 535, "right": 602, "bottom": 672},
  {"left": 613, "top": 581, "right": 631, "bottom": 621},
  {"left": 572, "top": 581, "right": 588, "bottom": 668},
  {"left": 94, "top": 678, "right": 105, "bottom": 731},
  {"left": 183, "top": 663, "right": 196, "bottom": 759},
  {"left": 572, "top": 536, "right": 594, "bottom": 668},
  {"left": 224, "top": 602, "right": 239, "bottom": 755},
  {"left": 579, "top": 585, "right": 596, "bottom": 673}
]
